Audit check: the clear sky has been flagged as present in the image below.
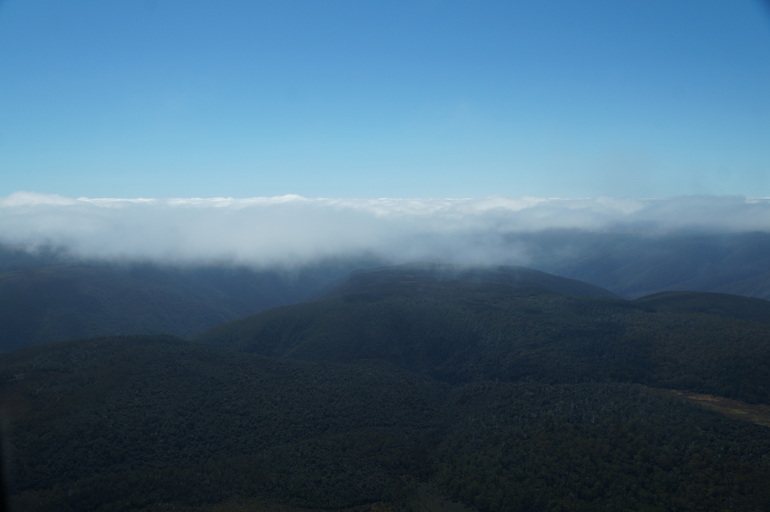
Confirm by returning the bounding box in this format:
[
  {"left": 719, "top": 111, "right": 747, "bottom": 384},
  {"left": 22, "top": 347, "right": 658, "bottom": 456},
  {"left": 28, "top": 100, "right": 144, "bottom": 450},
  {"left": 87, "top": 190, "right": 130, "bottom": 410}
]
[{"left": 1, "top": 0, "right": 769, "bottom": 199}]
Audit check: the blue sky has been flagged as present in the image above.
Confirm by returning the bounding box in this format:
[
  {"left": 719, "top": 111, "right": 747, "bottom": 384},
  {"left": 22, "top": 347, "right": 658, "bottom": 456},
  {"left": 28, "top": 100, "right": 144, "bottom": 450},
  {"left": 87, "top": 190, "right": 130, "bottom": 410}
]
[{"left": 1, "top": 0, "right": 769, "bottom": 199}]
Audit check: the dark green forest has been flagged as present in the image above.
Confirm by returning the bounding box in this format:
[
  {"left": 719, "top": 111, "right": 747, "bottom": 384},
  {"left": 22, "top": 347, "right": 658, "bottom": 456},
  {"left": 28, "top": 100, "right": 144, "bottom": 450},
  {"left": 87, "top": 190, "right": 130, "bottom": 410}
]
[
  {"left": 197, "top": 265, "right": 770, "bottom": 403},
  {"left": 2, "top": 264, "right": 770, "bottom": 511}
]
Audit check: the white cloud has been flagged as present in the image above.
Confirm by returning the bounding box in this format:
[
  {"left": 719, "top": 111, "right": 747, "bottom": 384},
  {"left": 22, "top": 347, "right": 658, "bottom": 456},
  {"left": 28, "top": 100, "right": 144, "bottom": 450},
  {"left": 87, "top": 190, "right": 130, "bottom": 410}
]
[
  {"left": 1, "top": 192, "right": 769, "bottom": 266},
  {"left": 0, "top": 191, "right": 78, "bottom": 207}
]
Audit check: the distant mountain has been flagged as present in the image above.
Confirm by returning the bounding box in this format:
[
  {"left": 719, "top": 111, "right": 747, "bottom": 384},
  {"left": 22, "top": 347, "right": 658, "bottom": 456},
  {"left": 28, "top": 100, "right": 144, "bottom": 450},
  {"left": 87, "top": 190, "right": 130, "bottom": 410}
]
[
  {"left": 525, "top": 230, "right": 770, "bottom": 299},
  {"left": 3, "top": 335, "right": 769, "bottom": 511},
  {"left": 320, "top": 263, "right": 619, "bottom": 300},
  {"left": 4, "top": 229, "right": 770, "bottom": 353},
  {"left": 0, "top": 245, "right": 69, "bottom": 271},
  {"left": 197, "top": 264, "right": 770, "bottom": 403},
  {"left": 634, "top": 290, "right": 770, "bottom": 324},
  {"left": 0, "top": 254, "right": 371, "bottom": 352}
]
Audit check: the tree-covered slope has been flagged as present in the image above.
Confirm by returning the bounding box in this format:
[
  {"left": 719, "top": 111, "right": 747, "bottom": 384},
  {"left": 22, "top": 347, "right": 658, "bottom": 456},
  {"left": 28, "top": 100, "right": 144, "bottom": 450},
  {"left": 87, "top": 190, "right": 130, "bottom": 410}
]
[
  {"left": 196, "top": 265, "right": 770, "bottom": 403},
  {"left": 4, "top": 264, "right": 770, "bottom": 511},
  {"left": 0, "top": 335, "right": 445, "bottom": 511},
  {"left": 432, "top": 381, "right": 770, "bottom": 512},
  {"left": 2, "top": 336, "right": 770, "bottom": 511}
]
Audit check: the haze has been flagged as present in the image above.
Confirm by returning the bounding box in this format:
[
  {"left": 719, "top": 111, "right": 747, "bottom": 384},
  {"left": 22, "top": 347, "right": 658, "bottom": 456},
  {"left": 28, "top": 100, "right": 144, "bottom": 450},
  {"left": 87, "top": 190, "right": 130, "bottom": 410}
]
[{"left": 2, "top": 192, "right": 769, "bottom": 267}]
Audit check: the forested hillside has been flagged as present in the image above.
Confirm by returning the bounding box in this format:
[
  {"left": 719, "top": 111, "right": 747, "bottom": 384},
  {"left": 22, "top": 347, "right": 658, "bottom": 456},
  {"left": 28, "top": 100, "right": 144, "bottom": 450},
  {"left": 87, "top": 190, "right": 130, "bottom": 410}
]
[
  {"left": 2, "top": 263, "right": 770, "bottom": 511},
  {"left": 2, "top": 336, "right": 770, "bottom": 511},
  {"left": 2, "top": 336, "right": 445, "bottom": 511},
  {"left": 197, "top": 265, "right": 770, "bottom": 403}
]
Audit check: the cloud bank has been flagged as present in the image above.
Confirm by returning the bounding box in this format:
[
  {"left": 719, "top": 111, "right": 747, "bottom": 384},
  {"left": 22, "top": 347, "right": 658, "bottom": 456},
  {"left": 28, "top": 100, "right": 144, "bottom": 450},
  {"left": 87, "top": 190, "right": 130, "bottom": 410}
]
[{"left": 2, "top": 192, "right": 769, "bottom": 267}]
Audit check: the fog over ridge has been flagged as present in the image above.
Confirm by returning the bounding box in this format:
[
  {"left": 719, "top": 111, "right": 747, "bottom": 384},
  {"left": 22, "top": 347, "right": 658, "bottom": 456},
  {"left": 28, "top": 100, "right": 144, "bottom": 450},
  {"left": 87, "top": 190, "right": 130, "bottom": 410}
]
[{"left": 2, "top": 192, "right": 769, "bottom": 267}]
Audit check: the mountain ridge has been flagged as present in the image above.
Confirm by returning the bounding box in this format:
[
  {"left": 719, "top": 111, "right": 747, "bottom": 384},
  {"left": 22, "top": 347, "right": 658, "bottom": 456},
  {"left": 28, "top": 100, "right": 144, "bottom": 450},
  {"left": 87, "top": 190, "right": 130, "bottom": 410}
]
[
  {"left": 318, "top": 263, "right": 620, "bottom": 300},
  {"left": 196, "top": 264, "right": 770, "bottom": 403},
  {"left": 4, "top": 229, "right": 770, "bottom": 352}
]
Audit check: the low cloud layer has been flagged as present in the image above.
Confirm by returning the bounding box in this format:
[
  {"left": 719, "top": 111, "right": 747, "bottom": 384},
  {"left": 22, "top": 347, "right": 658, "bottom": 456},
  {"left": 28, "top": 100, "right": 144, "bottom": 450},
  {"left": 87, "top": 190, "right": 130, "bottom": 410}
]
[{"left": 2, "top": 192, "right": 769, "bottom": 267}]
